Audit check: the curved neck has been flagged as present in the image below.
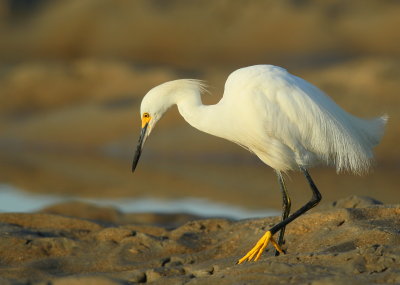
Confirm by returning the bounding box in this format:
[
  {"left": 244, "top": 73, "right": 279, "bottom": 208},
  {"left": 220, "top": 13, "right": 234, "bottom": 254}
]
[{"left": 175, "top": 90, "right": 227, "bottom": 139}]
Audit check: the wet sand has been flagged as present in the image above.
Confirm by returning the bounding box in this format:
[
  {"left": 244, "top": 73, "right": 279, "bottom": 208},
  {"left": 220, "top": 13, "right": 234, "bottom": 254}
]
[{"left": 0, "top": 196, "right": 399, "bottom": 284}]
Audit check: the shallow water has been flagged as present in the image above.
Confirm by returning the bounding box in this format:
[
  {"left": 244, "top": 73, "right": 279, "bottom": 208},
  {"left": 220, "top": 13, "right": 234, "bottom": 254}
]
[{"left": 0, "top": 184, "right": 278, "bottom": 219}]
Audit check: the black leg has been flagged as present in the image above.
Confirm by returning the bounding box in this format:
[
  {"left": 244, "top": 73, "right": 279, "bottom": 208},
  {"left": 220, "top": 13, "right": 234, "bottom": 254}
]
[
  {"left": 275, "top": 170, "right": 291, "bottom": 256},
  {"left": 237, "top": 166, "right": 322, "bottom": 264},
  {"left": 269, "top": 166, "right": 322, "bottom": 237}
]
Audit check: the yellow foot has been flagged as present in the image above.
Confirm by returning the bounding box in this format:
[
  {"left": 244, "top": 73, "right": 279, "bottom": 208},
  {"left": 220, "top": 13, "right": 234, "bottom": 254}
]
[{"left": 237, "top": 231, "right": 284, "bottom": 264}]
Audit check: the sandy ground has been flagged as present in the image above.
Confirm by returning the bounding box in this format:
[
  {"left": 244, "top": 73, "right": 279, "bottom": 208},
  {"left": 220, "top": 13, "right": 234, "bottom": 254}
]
[{"left": 0, "top": 196, "right": 399, "bottom": 284}]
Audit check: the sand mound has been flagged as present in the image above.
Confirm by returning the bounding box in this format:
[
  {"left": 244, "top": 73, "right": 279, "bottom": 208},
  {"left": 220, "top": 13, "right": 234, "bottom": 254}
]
[{"left": 0, "top": 196, "right": 399, "bottom": 284}]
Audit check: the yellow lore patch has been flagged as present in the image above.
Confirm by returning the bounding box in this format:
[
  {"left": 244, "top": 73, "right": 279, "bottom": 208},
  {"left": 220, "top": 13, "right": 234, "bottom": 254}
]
[{"left": 141, "top": 113, "right": 151, "bottom": 128}]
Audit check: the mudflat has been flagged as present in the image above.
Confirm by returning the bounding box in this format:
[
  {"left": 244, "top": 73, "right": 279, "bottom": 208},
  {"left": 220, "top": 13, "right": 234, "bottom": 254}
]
[{"left": 0, "top": 196, "right": 398, "bottom": 284}]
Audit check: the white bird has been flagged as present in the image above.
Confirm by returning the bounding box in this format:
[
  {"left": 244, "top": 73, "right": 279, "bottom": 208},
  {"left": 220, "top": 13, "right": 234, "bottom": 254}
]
[{"left": 132, "top": 65, "right": 387, "bottom": 263}]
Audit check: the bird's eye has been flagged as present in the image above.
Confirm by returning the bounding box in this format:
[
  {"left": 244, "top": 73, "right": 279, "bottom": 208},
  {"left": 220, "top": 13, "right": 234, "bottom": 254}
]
[{"left": 143, "top": 113, "right": 150, "bottom": 118}]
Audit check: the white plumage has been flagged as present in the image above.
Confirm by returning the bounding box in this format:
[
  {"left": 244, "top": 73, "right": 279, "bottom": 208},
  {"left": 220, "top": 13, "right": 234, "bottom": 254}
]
[
  {"left": 137, "top": 65, "right": 387, "bottom": 174},
  {"left": 132, "top": 64, "right": 387, "bottom": 263}
]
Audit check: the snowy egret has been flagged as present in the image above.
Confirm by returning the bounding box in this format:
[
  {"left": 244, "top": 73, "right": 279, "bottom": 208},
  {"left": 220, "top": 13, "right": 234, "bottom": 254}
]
[{"left": 132, "top": 65, "right": 387, "bottom": 263}]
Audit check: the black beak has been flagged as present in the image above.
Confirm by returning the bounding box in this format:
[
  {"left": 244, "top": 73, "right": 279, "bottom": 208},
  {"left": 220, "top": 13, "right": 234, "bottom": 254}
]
[{"left": 132, "top": 123, "right": 148, "bottom": 172}]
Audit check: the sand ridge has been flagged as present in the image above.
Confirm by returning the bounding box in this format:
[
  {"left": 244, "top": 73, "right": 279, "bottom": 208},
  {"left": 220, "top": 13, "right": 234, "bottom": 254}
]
[{"left": 0, "top": 196, "right": 399, "bottom": 284}]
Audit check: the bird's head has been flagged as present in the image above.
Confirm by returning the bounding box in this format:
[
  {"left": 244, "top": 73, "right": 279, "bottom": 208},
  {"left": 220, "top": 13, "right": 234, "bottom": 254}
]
[
  {"left": 131, "top": 82, "right": 176, "bottom": 172},
  {"left": 131, "top": 79, "right": 206, "bottom": 172}
]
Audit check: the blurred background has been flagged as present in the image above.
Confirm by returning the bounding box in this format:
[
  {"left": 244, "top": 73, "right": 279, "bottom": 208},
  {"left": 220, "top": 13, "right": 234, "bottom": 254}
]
[{"left": 0, "top": 0, "right": 399, "bottom": 216}]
